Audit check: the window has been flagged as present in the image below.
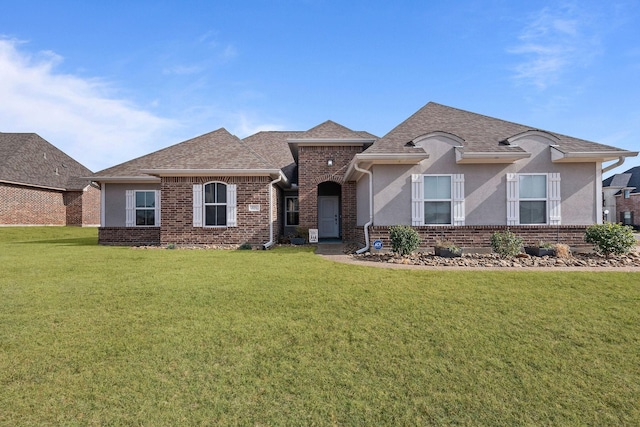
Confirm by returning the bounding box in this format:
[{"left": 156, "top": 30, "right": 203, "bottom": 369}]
[
  {"left": 519, "top": 175, "right": 547, "bottom": 224},
  {"left": 285, "top": 196, "right": 299, "bottom": 226},
  {"left": 506, "top": 173, "right": 561, "bottom": 225},
  {"left": 411, "top": 174, "right": 465, "bottom": 226},
  {"left": 125, "top": 190, "right": 160, "bottom": 227},
  {"left": 204, "top": 182, "right": 227, "bottom": 226},
  {"left": 424, "top": 176, "right": 452, "bottom": 224},
  {"left": 192, "top": 182, "right": 237, "bottom": 227},
  {"left": 624, "top": 189, "right": 631, "bottom": 199},
  {"left": 135, "top": 191, "right": 156, "bottom": 226},
  {"left": 622, "top": 211, "right": 633, "bottom": 225}
]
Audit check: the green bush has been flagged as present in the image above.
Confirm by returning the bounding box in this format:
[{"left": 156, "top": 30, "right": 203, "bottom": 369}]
[
  {"left": 490, "top": 230, "right": 523, "bottom": 258},
  {"left": 389, "top": 225, "right": 420, "bottom": 256},
  {"left": 585, "top": 223, "right": 637, "bottom": 257}
]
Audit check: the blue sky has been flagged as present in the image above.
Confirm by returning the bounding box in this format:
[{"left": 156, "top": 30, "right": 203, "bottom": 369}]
[{"left": 1, "top": 1, "right": 639, "bottom": 176}]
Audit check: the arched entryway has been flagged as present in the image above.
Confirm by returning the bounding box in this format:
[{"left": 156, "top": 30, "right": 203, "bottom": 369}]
[{"left": 317, "top": 181, "right": 341, "bottom": 239}]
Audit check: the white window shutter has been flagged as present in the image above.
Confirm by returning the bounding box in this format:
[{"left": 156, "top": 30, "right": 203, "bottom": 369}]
[
  {"left": 193, "top": 184, "right": 203, "bottom": 227},
  {"left": 452, "top": 174, "right": 465, "bottom": 226},
  {"left": 411, "top": 174, "right": 424, "bottom": 226},
  {"left": 226, "top": 184, "right": 237, "bottom": 227},
  {"left": 548, "top": 173, "right": 561, "bottom": 225},
  {"left": 125, "top": 190, "right": 135, "bottom": 227},
  {"left": 506, "top": 173, "right": 519, "bottom": 226},
  {"left": 154, "top": 190, "right": 161, "bottom": 226}
]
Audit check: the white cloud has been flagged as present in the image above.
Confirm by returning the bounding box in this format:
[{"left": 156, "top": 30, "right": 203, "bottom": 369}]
[
  {"left": 0, "top": 38, "right": 178, "bottom": 171},
  {"left": 509, "top": 5, "right": 602, "bottom": 89}
]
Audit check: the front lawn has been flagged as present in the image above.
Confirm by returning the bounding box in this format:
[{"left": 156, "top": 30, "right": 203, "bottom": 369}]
[{"left": 1, "top": 227, "right": 638, "bottom": 425}]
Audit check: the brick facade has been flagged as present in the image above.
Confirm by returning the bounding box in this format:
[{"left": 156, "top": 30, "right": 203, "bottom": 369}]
[
  {"left": 159, "top": 176, "right": 273, "bottom": 246},
  {"left": 298, "top": 145, "right": 363, "bottom": 240},
  {"left": 0, "top": 182, "right": 101, "bottom": 227},
  {"left": 99, "top": 227, "right": 161, "bottom": 245},
  {"left": 616, "top": 193, "right": 640, "bottom": 227},
  {"left": 361, "top": 225, "right": 591, "bottom": 252}
]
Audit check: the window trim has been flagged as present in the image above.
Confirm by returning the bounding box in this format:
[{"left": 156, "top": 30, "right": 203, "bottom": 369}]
[
  {"left": 203, "top": 182, "right": 228, "bottom": 227},
  {"left": 125, "top": 189, "right": 160, "bottom": 227},
  {"left": 507, "top": 173, "right": 561, "bottom": 226},
  {"left": 411, "top": 174, "right": 465, "bottom": 226},
  {"left": 285, "top": 196, "right": 299, "bottom": 226},
  {"left": 192, "top": 182, "right": 237, "bottom": 228}
]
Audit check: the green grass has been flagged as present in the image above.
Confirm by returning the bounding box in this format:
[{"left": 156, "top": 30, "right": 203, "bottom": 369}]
[{"left": 1, "top": 227, "right": 639, "bottom": 426}]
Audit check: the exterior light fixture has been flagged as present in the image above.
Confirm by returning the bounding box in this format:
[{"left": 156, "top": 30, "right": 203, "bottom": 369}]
[{"left": 327, "top": 159, "right": 334, "bottom": 166}]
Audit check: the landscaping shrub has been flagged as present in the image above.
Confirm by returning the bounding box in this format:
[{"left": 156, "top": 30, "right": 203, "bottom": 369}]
[
  {"left": 584, "top": 223, "right": 637, "bottom": 257},
  {"left": 490, "top": 230, "right": 523, "bottom": 258},
  {"left": 389, "top": 225, "right": 420, "bottom": 256}
]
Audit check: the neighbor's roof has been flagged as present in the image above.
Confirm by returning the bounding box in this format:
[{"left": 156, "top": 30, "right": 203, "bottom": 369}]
[
  {"left": 604, "top": 166, "right": 640, "bottom": 194},
  {"left": 366, "top": 102, "right": 635, "bottom": 157},
  {"left": 93, "top": 128, "right": 276, "bottom": 180},
  {"left": 0, "top": 132, "right": 93, "bottom": 190}
]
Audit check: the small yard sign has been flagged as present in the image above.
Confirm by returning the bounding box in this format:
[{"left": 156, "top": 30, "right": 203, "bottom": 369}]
[
  {"left": 373, "top": 239, "right": 383, "bottom": 250},
  {"left": 309, "top": 229, "right": 318, "bottom": 243}
]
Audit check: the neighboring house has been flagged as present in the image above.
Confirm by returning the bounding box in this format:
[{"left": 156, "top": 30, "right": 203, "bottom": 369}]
[
  {"left": 92, "top": 102, "right": 637, "bottom": 249},
  {"left": 603, "top": 166, "right": 640, "bottom": 228},
  {"left": 0, "top": 133, "right": 100, "bottom": 226}
]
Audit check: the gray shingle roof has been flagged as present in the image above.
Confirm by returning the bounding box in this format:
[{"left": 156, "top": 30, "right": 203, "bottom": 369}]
[
  {"left": 242, "top": 131, "right": 301, "bottom": 182},
  {"left": 367, "top": 102, "right": 631, "bottom": 156},
  {"left": 0, "top": 132, "right": 93, "bottom": 190},
  {"left": 295, "top": 120, "right": 377, "bottom": 140},
  {"left": 94, "top": 128, "right": 275, "bottom": 178},
  {"left": 604, "top": 166, "right": 640, "bottom": 194}
]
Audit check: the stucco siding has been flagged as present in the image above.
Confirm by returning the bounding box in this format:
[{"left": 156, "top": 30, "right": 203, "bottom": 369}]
[
  {"left": 103, "top": 183, "right": 161, "bottom": 227},
  {"left": 371, "top": 135, "right": 600, "bottom": 226}
]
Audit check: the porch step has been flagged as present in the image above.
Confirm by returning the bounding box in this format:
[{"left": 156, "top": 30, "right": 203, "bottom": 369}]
[{"left": 315, "top": 242, "right": 346, "bottom": 255}]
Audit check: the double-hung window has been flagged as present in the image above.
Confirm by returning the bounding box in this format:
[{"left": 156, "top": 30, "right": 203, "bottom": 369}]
[
  {"left": 125, "top": 190, "right": 160, "bottom": 227},
  {"left": 412, "top": 174, "right": 465, "bottom": 226},
  {"left": 192, "top": 182, "right": 237, "bottom": 227},
  {"left": 507, "top": 173, "right": 561, "bottom": 225},
  {"left": 285, "top": 196, "right": 299, "bottom": 226},
  {"left": 519, "top": 175, "right": 547, "bottom": 224},
  {"left": 424, "top": 176, "right": 452, "bottom": 224}
]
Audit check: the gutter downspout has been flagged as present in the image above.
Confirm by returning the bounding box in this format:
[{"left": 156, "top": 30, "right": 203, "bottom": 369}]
[
  {"left": 354, "top": 162, "right": 373, "bottom": 254},
  {"left": 263, "top": 174, "right": 283, "bottom": 249},
  {"left": 602, "top": 156, "right": 626, "bottom": 174}
]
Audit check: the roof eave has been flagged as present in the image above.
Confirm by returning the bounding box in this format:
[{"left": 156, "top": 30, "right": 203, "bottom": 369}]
[
  {"left": 551, "top": 147, "right": 639, "bottom": 163},
  {"left": 0, "top": 179, "right": 66, "bottom": 192},
  {"left": 344, "top": 152, "right": 429, "bottom": 180},
  {"left": 455, "top": 148, "right": 531, "bottom": 164},
  {"left": 89, "top": 176, "right": 161, "bottom": 184}
]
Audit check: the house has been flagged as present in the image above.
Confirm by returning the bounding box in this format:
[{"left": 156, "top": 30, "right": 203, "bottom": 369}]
[
  {"left": 92, "top": 102, "right": 637, "bottom": 249},
  {"left": 603, "top": 166, "right": 640, "bottom": 228},
  {"left": 0, "top": 133, "right": 100, "bottom": 226}
]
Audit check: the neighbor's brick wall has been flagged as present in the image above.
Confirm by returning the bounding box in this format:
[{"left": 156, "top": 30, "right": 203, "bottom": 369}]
[
  {"left": 160, "top": 176, "right": 272, "bottom": 246},
  {"left": 82, "top": 185, "right": 101, "bottom": 226},
  {"left": 616, "top": 193, "right": 640, "bottom": 225},
  {"left": 298, "top": 145, "right": 363, "bottom": 238},
  {"left": 363, "top": 225, "right": 591, "bottom": 251},
  {"left": 0, "top": 182, "right": 66, "bottom": 225}
]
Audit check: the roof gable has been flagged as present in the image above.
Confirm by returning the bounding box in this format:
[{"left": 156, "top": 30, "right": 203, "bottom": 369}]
[
  {"left": 367, "top": 102, "right": 631, "bottom": 156},
  {"left": 95, "top": 128, "right": 275, "bottom": 178},
  {"left": 296, "top": 120, "right": 376, "bottom": 140},
  {"left": 0, "top": 133, "right": 92, "bottom": 190}
]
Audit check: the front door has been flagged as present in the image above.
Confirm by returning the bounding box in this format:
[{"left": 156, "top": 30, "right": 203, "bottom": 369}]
[{"left": 318, "top": 196, "right": 340, "bottom": 238}]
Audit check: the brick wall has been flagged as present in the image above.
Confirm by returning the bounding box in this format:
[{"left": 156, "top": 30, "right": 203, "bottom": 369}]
[
  {"left": 616, "top": 193, "right": 640, "bottom": 226},
  {"left": 99, "top": 227, "right": 161, "bottom": 245},
  {"left": 298, "top": 145, "right": 363, "bottom": 239},
  {"left": 82, "top": 185, "right": 101, "bottom": 226},
  {"left": 363, "top": 225, "right": 591, "bottom": 251},
  {"left": 159, "top": 176, "right": 272, "bottom": 246},
  {"left": 0, "top": 182, "right": 66, "bottom": 225}
]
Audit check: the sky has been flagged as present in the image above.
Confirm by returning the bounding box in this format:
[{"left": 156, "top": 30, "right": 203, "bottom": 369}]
[{"left": 0, "top": 0, "right": 639, "bottom": 176}]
